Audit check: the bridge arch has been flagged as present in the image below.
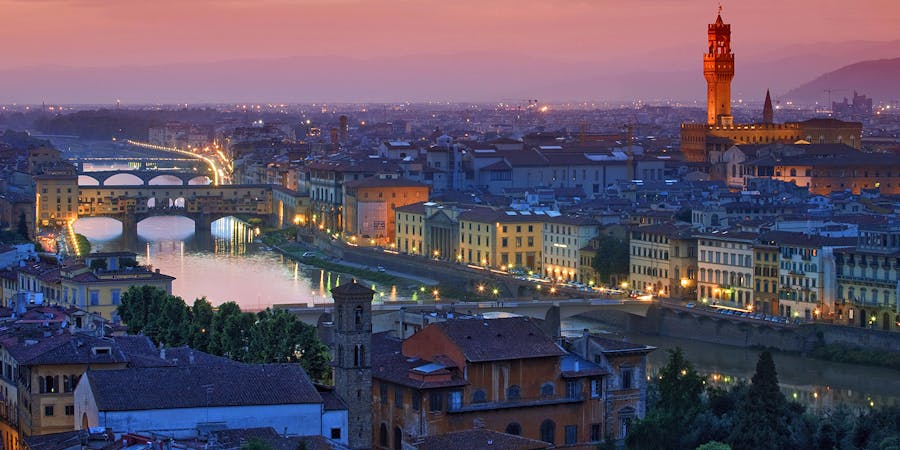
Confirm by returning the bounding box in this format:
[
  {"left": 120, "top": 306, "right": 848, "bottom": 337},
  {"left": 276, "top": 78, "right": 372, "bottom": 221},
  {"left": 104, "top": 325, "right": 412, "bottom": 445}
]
[
  {"left": 188, "top": 175, "right": 212, "bottom": 185},
  {"left": 103, "top": 173, "right": 145, "bottom": 186},
  {"left": 72, "top": 217, "right": 123, "bottom": 240},
  {"left": 136, "top": 216, "right": 196, "bottom": 241},
  {"left": 78, "top": 175, "right": 101, "bottom": 186},
  {"left": 148, "top": 174, "right": 185, "bottom": 186}
]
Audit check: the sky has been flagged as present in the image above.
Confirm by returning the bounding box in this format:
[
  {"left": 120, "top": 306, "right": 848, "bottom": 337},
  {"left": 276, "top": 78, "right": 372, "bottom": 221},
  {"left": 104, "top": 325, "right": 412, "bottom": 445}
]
[{"left": 1, "top": 0, "right": 899, "bottom": 103}]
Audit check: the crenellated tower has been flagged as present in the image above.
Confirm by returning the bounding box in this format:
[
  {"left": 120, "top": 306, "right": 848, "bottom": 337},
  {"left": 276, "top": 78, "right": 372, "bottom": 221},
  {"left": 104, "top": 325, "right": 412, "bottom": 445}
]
[{"left": 704, "top": 10, "right": 735, "bottom": 126}]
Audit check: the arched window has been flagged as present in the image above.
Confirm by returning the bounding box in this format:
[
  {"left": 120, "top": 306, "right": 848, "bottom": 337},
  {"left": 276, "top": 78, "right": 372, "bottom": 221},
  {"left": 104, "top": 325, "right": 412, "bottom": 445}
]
[
  {"left": 354, "top": 305, "right": 363, "bottom": 330},
  {"left": 540, "top": 419, "right": 556, "bottom": 444},
  {"left": 506, "top": 385, "right": 521, "bottom": 401},
  {"left": 379, "top": 423, "right": 388, "bottom": 447},
  {"left": 472, "top": 389, "right": 486, "bottom": 403},
  {"left": 506, "top": 422, "right": 522, "bottom": 436},
  {"left": 353, "top": 344, "right": 364, "bottom": 367},
  {"left": 393, "top": 427, "right": 402, "bottom": 450},
  {"left": 541, "top": 382, "right": 555, "bottom": 397}
]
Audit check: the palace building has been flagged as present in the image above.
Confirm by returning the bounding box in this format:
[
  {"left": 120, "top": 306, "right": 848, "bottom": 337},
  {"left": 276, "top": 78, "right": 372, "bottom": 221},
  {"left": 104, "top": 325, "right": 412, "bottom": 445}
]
[{"left": 680, "top": 11, "right": 862, "bottom": 165}]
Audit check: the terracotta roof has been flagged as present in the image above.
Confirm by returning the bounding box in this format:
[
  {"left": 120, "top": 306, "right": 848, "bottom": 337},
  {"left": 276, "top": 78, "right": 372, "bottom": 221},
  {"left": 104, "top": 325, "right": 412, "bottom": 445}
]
[
  {"left": 212, "top": 428, "right": 338, "bottom": 450},
  {"left": 413, "top": 429, "right": 550, "bottom": 450},
  {"left": 1, "top": 332, "right": 130, "bottom": 366},
  {"left": 431, "top": 317, "right": 564, "bottom": 363},
  {"left": 85, "top": 363, "right": 321, "bottom": 411},
  {"left": 344, "top": 177, "right": 429, "bottom": 189},
  {"left": 394, "top": 202, "right": 428, "bottom": 215},
  {"left": 372, "top": 333, "right": 467, "bottom": 389},
  {"left": 588, "top": 335, "right": 656, "bottom": 354}
]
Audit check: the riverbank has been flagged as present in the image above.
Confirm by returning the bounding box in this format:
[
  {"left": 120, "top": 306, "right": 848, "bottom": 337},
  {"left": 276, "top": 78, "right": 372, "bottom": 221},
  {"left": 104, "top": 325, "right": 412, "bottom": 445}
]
[
  {"left": 259, "top": 228, "right": 438, "bottom": 288},
  {"left": 580, "top": 304, "right": 900, "bottom": 371}
]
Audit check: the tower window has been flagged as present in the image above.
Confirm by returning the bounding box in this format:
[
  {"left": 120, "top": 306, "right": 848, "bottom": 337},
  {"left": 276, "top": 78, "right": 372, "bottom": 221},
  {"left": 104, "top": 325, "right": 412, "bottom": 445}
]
[{"left": 354, "top": 305, "right": 363, "bottom": 330}]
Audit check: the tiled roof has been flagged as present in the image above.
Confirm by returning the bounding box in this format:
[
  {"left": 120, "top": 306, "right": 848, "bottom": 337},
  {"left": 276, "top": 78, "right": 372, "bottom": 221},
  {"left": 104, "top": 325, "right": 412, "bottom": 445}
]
[
  {"left": 431, "top": 317, "right": 565, "bottom": 363},
  {"left": 413, "top": 429, "right": 550, "bottom": 450},
  {"left": 759, "top": 230, "right": 856, "bottom": 247},
  {"left": 344, "top": 177, "right": 429, "bottom": 189},
  {"left": 588, "top": 335, "right": 656, "bottom": 354},
  {"left": 372, "top": 333, "right": 466, "bottom": 389},
  {"left": 86, "top": 363, "right": 321, "bottom": 411},
  {"left": 212, "top": 428, "right": 338, "bottom": 450},
  {"left": 1, "top": 332, "right": 131, "bottom": 366},
  {"left": 331, "top": 281, "right": 375, "bottom": 296}
]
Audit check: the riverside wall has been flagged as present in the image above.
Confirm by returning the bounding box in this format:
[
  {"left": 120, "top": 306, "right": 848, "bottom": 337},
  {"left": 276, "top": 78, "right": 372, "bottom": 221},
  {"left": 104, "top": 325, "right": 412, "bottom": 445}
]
[{"left": 580, "top": 305, "right": 900, "bottom": 354}]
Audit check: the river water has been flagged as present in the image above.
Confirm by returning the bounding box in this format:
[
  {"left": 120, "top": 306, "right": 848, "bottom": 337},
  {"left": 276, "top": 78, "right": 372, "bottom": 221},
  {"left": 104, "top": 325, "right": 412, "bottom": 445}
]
[
  {"left": 72, "top": 215, "right": 416, "bottom": 310},
  {"left": 563, "top": 317, "right": 900, "bottom": 412}
]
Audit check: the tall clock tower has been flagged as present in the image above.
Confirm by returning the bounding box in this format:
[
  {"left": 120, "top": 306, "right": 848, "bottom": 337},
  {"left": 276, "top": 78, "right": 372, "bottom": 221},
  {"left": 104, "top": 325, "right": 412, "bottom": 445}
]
[{"left": 704, "top": 10, "right": 735, "bottom": 126}]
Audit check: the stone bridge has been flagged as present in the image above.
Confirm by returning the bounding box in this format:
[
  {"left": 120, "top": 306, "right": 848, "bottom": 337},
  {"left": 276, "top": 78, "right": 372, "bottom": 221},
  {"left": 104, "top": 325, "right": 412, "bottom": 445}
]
[
  {"left": 78, "top": 170, "right": 213, "bottom": 186},
  {"left": 279, "top": 298, "right": 652, "bottom": 328},
  {"left": 77, "top": 184, "right": 277, "bottom": 233}
]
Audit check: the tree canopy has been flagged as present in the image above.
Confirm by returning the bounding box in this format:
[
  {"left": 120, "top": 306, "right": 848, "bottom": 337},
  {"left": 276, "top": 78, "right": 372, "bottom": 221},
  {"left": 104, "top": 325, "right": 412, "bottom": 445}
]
[
  {"left": 591, "top": 234, "right": 629, "bottom": 283},
  {"left": 624, "top": 349, "right": 900, "bottom": 450},
  {"left": 118, "top": 286, "right": 331, "bottom": 383}
]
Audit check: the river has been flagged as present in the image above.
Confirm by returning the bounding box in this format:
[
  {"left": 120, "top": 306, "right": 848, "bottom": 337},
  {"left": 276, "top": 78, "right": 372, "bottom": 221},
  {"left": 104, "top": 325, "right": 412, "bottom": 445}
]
[
  {"left": 72, "top": 215, "right": 417, "bottom": 310},
  {"left": 563, "top": 317, "right": 900, "bottom": 413}
]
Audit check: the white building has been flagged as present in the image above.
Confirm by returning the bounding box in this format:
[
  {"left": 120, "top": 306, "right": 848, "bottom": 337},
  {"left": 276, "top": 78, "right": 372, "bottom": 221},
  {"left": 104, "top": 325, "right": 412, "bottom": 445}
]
[
  {"left": 696, "top": 231, "right": 758, "bottom": 309},
  {"left": 542, "top": 215, "right": 599, "bottom": 282},
  {"left": 74, "top": 363, "right": 348, "bottom": 445},
  {"left": 762, "top": 231, "right": 854, "bottom": 320}
]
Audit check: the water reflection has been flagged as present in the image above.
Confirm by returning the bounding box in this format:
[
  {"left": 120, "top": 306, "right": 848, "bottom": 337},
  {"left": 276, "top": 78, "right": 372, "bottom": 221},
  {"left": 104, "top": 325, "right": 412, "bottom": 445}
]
[
  {"left": 564, "top": 317, "right": 900, "bottom": 412},
  {"left": 73, "top": 216, "right": 412, "bottom": 310}
]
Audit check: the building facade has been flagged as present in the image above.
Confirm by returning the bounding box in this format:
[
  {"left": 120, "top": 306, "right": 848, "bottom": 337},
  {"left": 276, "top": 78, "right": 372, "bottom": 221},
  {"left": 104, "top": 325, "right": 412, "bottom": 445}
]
[
  {"left": 696, "top": 232, "right": 756, "bottom": 309},
  {"left": 371, "top": 317, "right": 651, "bottom": 448},
  {"left": 543, "top": 217, "right": 600, "bottom": 283}
]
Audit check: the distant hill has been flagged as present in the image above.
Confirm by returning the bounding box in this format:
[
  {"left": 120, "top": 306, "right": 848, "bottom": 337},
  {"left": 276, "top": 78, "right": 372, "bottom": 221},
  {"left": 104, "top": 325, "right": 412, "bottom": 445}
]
[{"left": 783, "top": 58, "right": 900, "bottom": 105}]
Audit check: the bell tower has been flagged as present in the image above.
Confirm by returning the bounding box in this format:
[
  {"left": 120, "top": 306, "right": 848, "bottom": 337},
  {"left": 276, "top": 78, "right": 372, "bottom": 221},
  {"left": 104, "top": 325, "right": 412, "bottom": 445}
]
[
  {"left": 331, "top": 281, "right": 374, "bottom": 450},
  {"left": 704, "top": 8, "right": 735, "bottom": 126}
]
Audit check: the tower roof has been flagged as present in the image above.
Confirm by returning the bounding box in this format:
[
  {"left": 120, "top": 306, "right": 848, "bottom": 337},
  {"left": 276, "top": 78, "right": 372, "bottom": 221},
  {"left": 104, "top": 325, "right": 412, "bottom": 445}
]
[
  {"left": 763, "top": 89, "right": 774, "bottom": 124},
  {"left": 331, "top": 281, "right": 375, "bottom": 296},
  {"left": 715, "top": 13, "right": 724, "bottom": 25}
]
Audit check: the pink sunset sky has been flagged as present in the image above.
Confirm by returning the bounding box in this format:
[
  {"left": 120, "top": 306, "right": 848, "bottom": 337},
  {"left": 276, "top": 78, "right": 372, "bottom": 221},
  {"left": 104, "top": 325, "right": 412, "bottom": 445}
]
[{"left": 1, "top": 0, "right": 898, "bottom": 103}]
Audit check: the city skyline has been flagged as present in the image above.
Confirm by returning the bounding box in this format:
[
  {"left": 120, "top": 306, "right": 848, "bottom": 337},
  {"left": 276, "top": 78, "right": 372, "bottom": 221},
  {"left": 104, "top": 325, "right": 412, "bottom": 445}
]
[{"left": 1, "top": 0, "right": 899, "bottom": 103}]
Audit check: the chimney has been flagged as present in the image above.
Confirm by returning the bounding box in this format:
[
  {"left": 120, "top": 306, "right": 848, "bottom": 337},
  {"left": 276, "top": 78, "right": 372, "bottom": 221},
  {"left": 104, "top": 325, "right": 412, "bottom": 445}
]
[
  {"left": 159, "top": 347, "right": 166, "bottom": 360},
  {"left": 582, "top": 328, "right": 590, "bottom": 359},
  {"left": 189, "top": 350, "right": 195, "bottom": 364}
]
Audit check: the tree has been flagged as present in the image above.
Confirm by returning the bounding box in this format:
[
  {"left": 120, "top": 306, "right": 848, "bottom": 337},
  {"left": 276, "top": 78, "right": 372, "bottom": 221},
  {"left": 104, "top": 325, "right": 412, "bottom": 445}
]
[
  {"left": 728, "top": 351, "right": 792, "bottom": 450},
  {"left": 592, "top": 234, "right": 629, "bottom": 284},
  {"left": 247, "top": 308, "right": 331, "bottom": 382},
  {"left": 118, "top": 286, "right": 170, "bottom": 336},
  {"left": 16, "top": 211, "right": 29, "bottom": 241},
  {"left": 626, "top": 348, "right": 708, "bottom": 450},
  {"left": 190, "top": 298, "right": 215, "bottom": 352},
  {"left": 209, "top": 301, "right": 254, "bottom": 361},
  {"left": 696, "top": 442, "right": 732, "bottom": 450}
]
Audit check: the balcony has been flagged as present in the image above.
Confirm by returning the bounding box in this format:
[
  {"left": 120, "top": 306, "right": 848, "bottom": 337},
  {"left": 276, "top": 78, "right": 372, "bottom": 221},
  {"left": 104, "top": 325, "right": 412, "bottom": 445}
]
[{"left": 447, "top": 394, "right": 585, "bottom": 413}]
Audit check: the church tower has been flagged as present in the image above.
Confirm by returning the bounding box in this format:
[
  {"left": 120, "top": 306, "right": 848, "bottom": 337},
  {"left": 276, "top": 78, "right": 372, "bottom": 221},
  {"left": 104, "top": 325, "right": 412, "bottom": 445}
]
[
  {"left": 704, "top": 9, "right": 735, "bottom": 126},
  {"left": 331, "top": 281, "right": 374, "bottom": 450},
  {"left": 762, "top": 89, "right": 774, "bottom": 124}
]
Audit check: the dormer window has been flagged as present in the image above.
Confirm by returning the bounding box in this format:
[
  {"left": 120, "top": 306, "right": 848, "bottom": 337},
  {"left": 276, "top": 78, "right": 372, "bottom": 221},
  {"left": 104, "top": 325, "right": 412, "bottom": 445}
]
[{"left": 92, "top": 347, "right": 111, "bottom": 355}]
